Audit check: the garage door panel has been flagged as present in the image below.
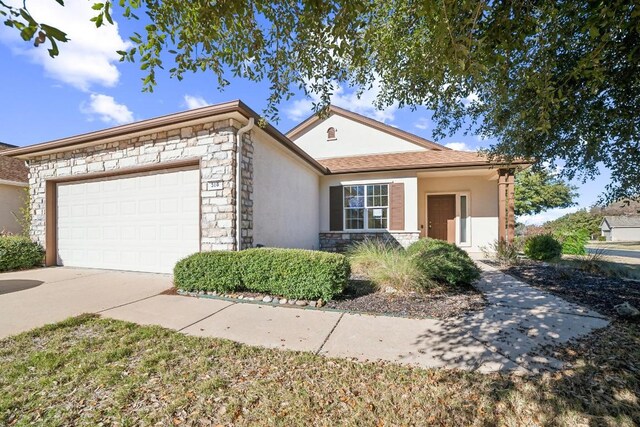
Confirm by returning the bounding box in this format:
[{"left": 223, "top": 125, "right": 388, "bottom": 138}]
[{"left": 56, "top": 168, "right": 200, "bottom": 274}]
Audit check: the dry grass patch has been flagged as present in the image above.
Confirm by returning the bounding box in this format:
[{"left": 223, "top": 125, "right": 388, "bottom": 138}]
[{"left": 0, "top": 315, "right": 638, "bottom": 426}]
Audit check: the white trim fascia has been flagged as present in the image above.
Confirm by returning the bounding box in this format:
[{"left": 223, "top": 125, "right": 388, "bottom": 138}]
[{"left": 0, "top": 179, "right": 28, "bottom": 187}]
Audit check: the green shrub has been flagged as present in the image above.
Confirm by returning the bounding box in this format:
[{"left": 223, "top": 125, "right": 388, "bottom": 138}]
[
  {"left": 406, "top": 239, "right": 481, "bottom": 286},
  {"left": 524, "top": 234, "right": 562, "bottom": 261},
  {"left": 482, "top": 239, "right": 520, "bottom": 266},
  {"left": 556, "top": 229, "right": 589, "bottom": 255},
  {"left": 0, "top": 236, "right": 44, "bottom": 272},
  {"left": 174, "top": 251, "right": 242, "bottom": 293},
  {"left": 174, "top": 248, "right": 350, "bottom": 301},
  {"left": 348, "top": 240, "right": 431, "bottom": 291},
  {"left": 240, "top": 248, "right": 349, "bottom": 301}
]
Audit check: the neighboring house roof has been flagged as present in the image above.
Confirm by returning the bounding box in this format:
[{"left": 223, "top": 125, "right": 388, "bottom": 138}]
[
  {"left": 286, "top": 105, "right": 450, "bottom": 151},
  {"left": 601, "top": 216, "right": 640, "bottom": 228},
  {"left": 0, "top": 145, "right": 28, "bottom": 184},
  {"left": 319, "top": 150, "right": 530, "bottom": 174}
]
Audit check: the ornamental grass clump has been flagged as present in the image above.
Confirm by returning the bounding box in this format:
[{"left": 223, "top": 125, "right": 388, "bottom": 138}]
[
  {"left": 347, "top": 240, "right": 430, "bottom": 292},
  {"left": 348, "top": 238, "right": 481, "bottom": 293}
]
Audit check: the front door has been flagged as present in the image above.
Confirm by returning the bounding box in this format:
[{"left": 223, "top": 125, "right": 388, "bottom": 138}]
[{"left": 427, "top": 195, "right": 456, "bottom": 242}]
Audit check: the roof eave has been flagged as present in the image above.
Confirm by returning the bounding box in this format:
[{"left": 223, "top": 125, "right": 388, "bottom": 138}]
[
  {"left": 2, "top": 100, "right": 329, "bottom": 175},
  {"left": 325, "top": 160, "right": 531, "bottom": 175}
]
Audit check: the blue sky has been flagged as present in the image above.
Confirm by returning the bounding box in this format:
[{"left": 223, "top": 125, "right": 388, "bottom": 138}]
[{"left": 0, "top": 0, "right": 611, "bottom": 224}]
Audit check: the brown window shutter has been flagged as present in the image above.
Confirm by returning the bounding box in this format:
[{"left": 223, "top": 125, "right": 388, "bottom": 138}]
[
  {"left": 329, "top": 186, "right": 344, "bottom": 231},
  {"left": 389, "top": 182, "right": 405, "bottom": 230}
]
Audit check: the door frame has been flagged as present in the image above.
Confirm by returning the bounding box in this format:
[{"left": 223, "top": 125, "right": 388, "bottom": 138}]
[
  {"left": 45, "top": 158, "right": 202, "bottom": 267},
  {"left": 424, "top": 191, "right": 471, "bottom": 247}
]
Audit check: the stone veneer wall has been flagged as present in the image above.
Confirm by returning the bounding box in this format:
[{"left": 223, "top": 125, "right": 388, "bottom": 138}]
[
  {"left": 28, "top": 118, "right": 253, "bottom": 252},
  {"left": 319, "top": 231, "right": 420, "bottom": 252}
]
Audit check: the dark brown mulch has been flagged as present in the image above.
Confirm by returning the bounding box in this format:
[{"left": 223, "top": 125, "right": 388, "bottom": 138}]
[
  {"left": 324, "top": 279, "right": 485, "bottom": 319},
  {"left": 504, "top": 261, "right": 640, "bottom": 319}
]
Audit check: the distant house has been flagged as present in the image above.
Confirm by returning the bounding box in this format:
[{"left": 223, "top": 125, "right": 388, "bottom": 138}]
[
  {"left": 0, "top": 142, "right": 28, "bottom": 235},
  {"left": 600, "top": 216, "right": 640, "bottom": 242}
]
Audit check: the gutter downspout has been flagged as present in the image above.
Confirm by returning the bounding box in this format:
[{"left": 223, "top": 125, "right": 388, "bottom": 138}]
[{"left": 236, "top": 117, "right": 255, "bottom": 251}]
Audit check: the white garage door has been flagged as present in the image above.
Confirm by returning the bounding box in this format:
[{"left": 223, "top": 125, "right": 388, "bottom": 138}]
[{"left": 56, "top": 168, "right": 200, "bottom": 274}]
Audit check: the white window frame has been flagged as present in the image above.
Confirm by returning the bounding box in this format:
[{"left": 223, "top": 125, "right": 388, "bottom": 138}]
[{"left": 343, "top": 184, "right": 389, "bottom": 231}]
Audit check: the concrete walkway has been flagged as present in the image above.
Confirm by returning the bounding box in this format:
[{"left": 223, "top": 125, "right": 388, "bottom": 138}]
[{"left": 0, "top": 263, "right": 608, "bottom": 374}]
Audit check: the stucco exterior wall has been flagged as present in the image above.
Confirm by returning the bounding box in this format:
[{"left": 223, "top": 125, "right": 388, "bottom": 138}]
[
  {"left": 252, "top": 131, "right": 321, "bottom": 249},
  {"left": 319, "top": 171, "right": 420, "bottom": 232},
  {"left": 292, "top": 114, "right": 427, "bottom": 159},
  {"left": 611, "top": 227, "right": 640, "bottom": 241},
  {"left": 418, "top": 175, "right": 499, "bottom": 252},
  {"left": 0, "top": 183, "right": 26, "bottom": 235},
  {"left": 27, "top": 118, "right": 252, "bottom": 252}
]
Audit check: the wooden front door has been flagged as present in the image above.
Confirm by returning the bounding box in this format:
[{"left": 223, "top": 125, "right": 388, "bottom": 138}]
[{"left": 427, "top": 195, "right": 456, "bottom": 242}]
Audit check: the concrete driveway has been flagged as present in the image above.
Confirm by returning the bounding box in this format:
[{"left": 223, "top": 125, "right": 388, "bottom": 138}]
[
  {"left": 0, "top": 267, "right": 171, "bottom": 339},
  {"left": 0, "top": 264, "right": 609, "bottom": 374}
]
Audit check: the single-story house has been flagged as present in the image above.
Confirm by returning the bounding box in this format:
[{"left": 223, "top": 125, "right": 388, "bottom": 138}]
[
  {"left": 0, "top": 142, "right": 28, "bottom": 235},
  {"left": 4, "top": 100, "right": 528, "bottom": 273},
  {"left": 600, "top": 216, "right": 640, "bottom": 241}
]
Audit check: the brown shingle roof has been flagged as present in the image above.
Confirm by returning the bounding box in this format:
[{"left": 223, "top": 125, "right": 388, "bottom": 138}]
[
  {"left": 0, "top": 154, "right": 28, "bottom": 183},
  {"left": 319, "top": 150, "right": 529, "bottom": 174}
]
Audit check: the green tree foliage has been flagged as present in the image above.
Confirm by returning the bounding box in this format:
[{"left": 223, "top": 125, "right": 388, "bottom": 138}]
[
  {"left": 515, "top": 169, "right": 577, "bottom": 217},
  {"left": 4, "top": 0, "right": 639, "bottom": 202},
  {"left": 543, "top": 209, "right": 604, "bottom": 239}
]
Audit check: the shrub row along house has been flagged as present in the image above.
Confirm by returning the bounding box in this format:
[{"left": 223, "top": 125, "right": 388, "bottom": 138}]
[{"left": 4, "top": 101, "right": 528, "bottom": 274}]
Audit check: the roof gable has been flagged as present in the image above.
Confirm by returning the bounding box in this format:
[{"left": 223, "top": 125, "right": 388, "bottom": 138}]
[
  {"left": 602, "top": 216, "right": 640, "bottom": 228},
  {"left": 286, "top": 105, "right": 449, "bottom": 152}
]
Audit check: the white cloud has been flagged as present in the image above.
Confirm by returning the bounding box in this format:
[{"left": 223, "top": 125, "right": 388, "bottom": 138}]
[
  {"left": 518, "top": 206, "right": 580, "bottom": 226},
  {"left": 444, "top": 142, "right": 472, "bottom": 151},
  {"left": 183, "top": 95, "right": 209, "bottom": 110},
  {"left": 461, "top": 92, "right": 480, "bottom": 106},
  {"left": 414, "top": 117, "right": 430, "bottom": 130},
  {"left": 285, "top": 78, "right": 398, "bottom": 123},
  {"left": 81, "top": 93, "right": 133, "bottom": 125},
  {"left": 0, "top": 0, "right": 130, "bottom": 91}
]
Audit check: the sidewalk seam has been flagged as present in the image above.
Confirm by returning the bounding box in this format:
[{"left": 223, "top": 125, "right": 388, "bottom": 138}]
[
  {"left": 466, "top": 333, "right": 533, "bottom": 374},
  {"left": 315, "top": 312, "right": 344, "bottom": 355},
  {"left": 97, "top": 293, "right": 162, "bottom": 314},
  {"left": 178, "top": 302, "right": 236, "bottom": 332}
]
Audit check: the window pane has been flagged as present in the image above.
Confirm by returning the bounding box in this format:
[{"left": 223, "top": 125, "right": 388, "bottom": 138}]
[
  {"left": 344, "top": 185, "right": 364, "bottom": 208},
  {"left": 366, "top": 184, "right": 389, "bottom": 207},
  {"left": 460, "top": 195, "right": 468, "bottom": 243},
  {"left": 367, "top": 207, "right": 388, "bottom": 229},
  {"left": 345, "top": 208, "right": 365, "bottom": 230}
]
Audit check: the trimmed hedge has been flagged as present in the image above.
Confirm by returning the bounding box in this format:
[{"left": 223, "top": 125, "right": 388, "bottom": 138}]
[
  {"left": 524, "top": 234, "right": 562, "bottom": 261},
  {"left": 174, "top": 248, "right": 350, "bottom": 301},
  {"left": 0, "top": 236, "right": 44, "bottom": 272},
  {"left": 406, "top": 239, "right": 481, "bottom": 286},
  {"left": 173, "top": 251, "right": 242, "bottom": 293}
]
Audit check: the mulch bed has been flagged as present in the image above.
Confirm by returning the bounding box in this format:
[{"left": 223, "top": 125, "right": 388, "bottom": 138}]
[
  {"left": 325, "top": 278, "right": 485, "bottom": 319},
  {"left": 168, "top": 278, "right": 485, "bottom": 319},
  {"left": 503, "top": 260, "right": 640, "bottom": 319}
]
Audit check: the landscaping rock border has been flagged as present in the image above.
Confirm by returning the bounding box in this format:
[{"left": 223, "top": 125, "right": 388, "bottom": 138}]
[{"left": 176, "top": 289, "right": 325, "bottom": 308}]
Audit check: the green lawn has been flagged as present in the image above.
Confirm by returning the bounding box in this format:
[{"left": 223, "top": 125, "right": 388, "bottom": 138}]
[{"left": 1, "top": 315, "right": 638, "bottom": 426}]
